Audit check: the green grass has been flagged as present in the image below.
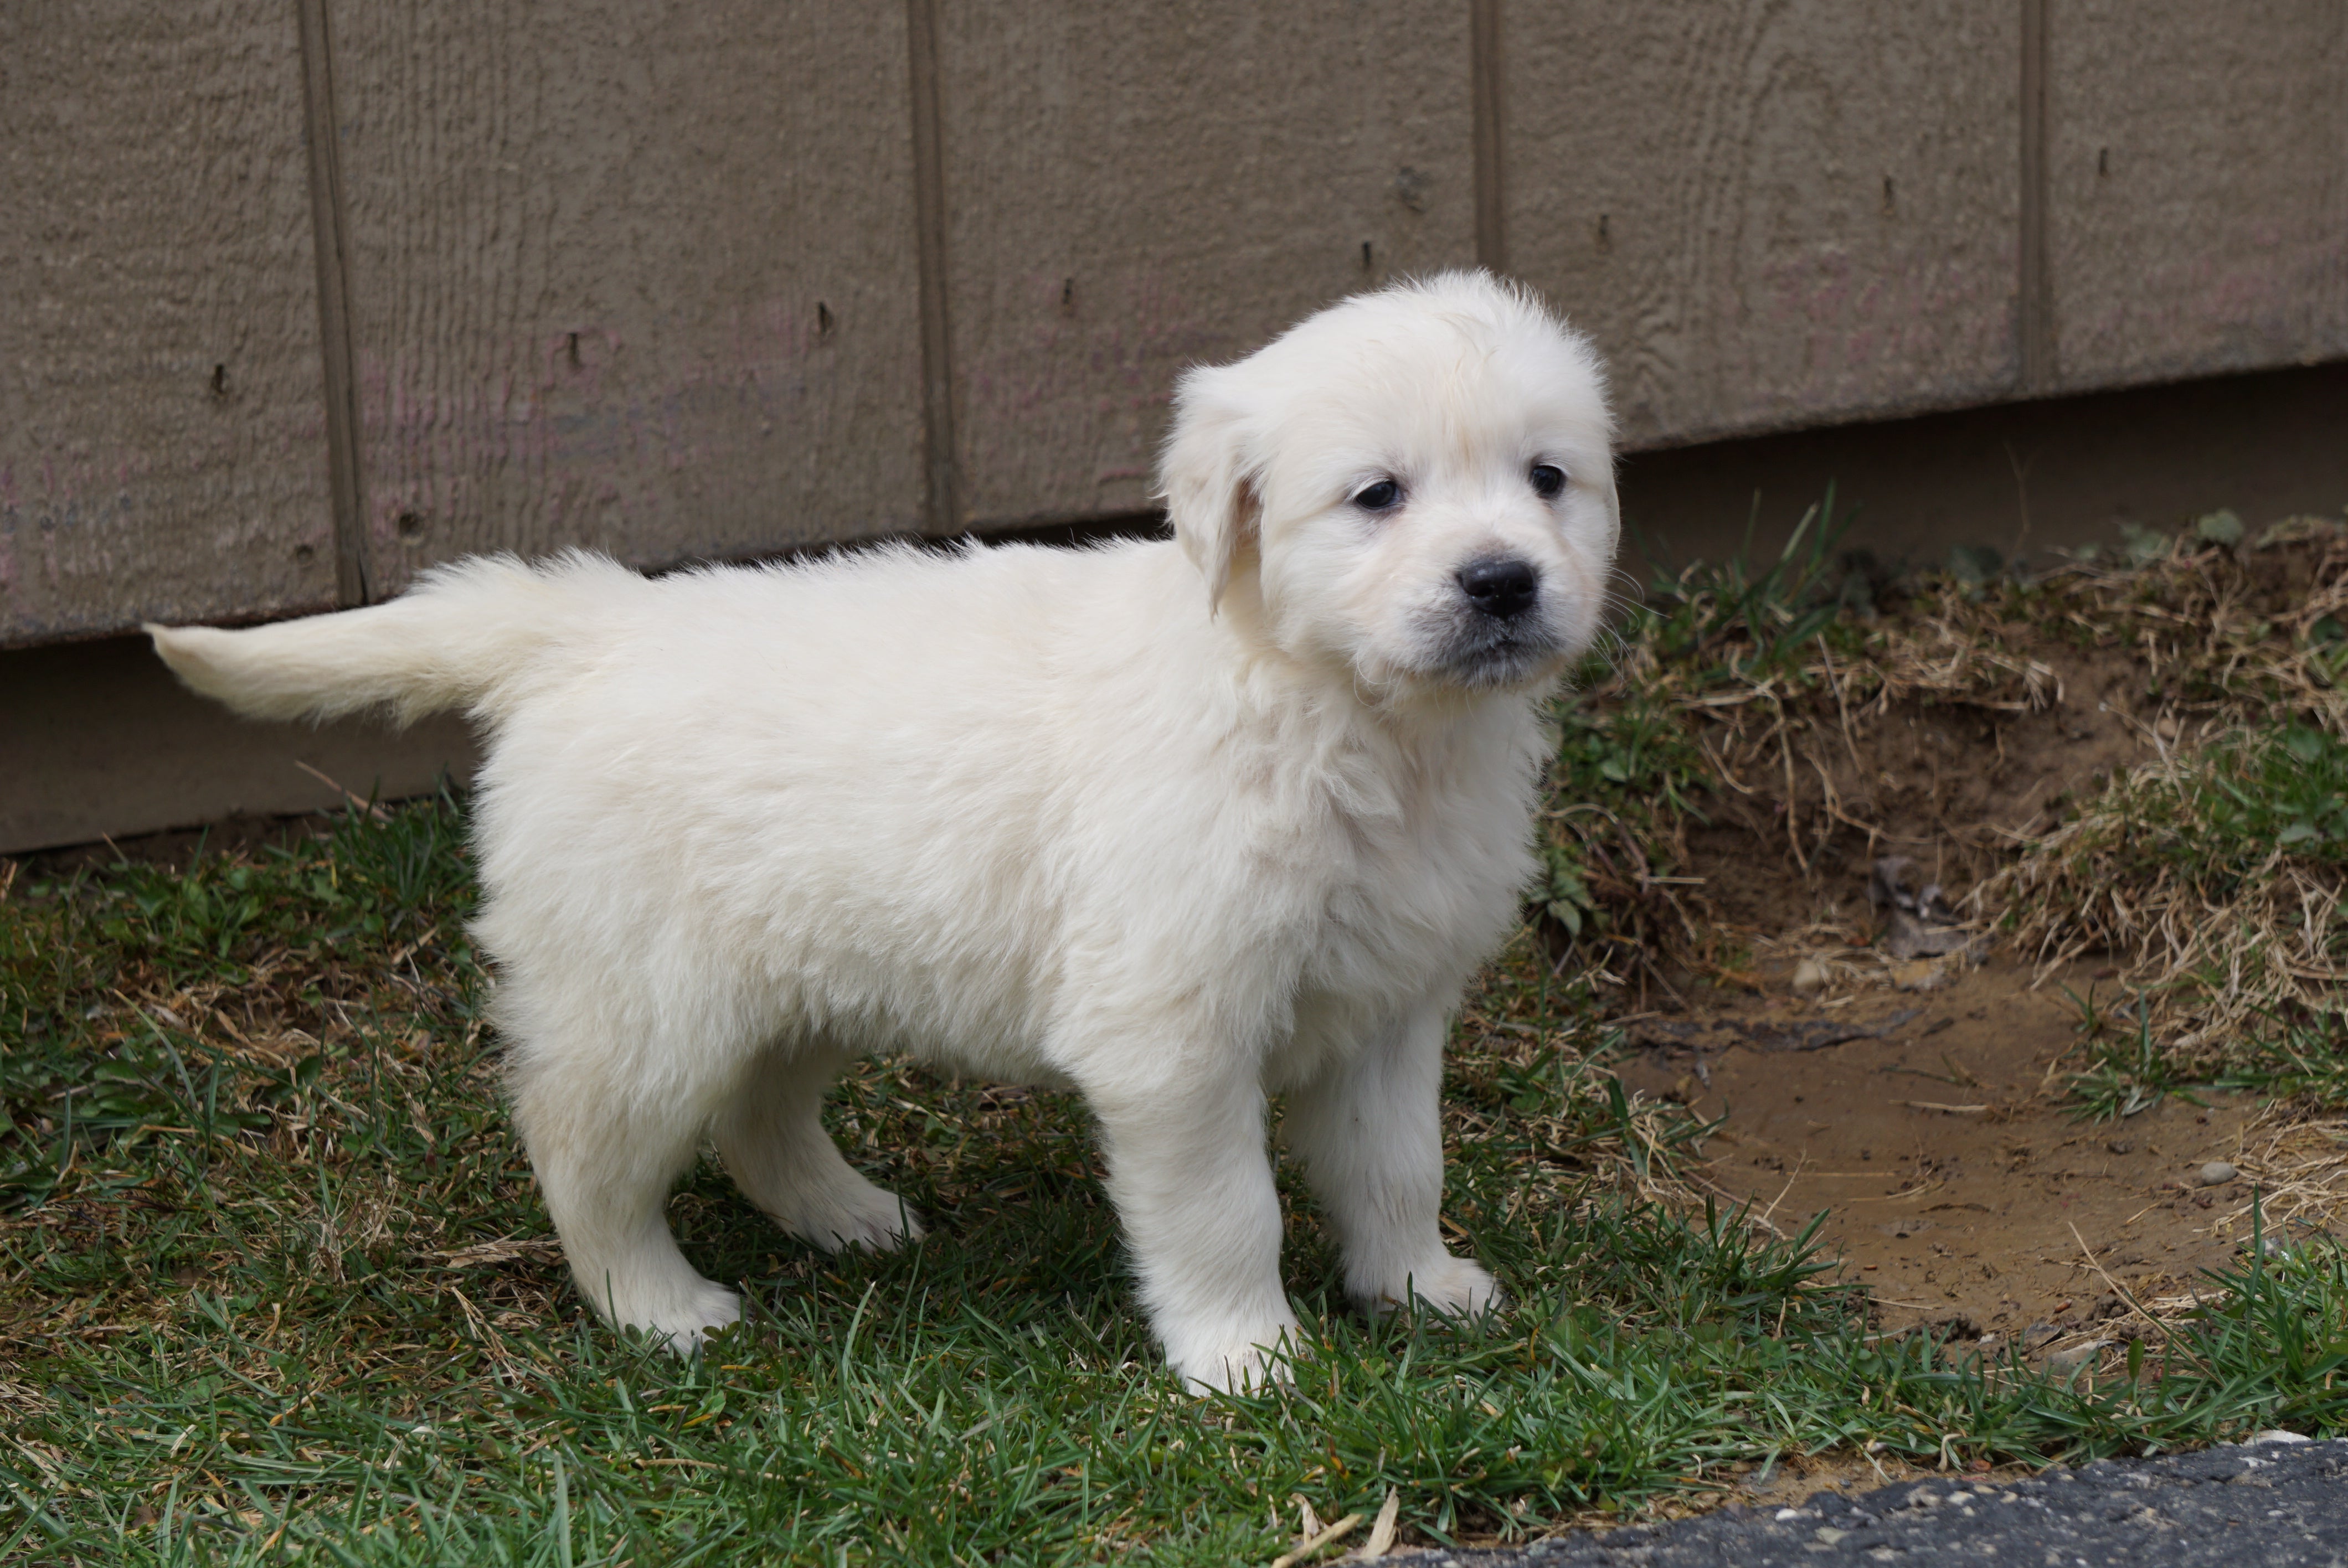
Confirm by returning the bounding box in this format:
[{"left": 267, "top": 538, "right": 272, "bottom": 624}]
[{"left": 7, "top": 796, "right": 2348, "bottom": 1565}]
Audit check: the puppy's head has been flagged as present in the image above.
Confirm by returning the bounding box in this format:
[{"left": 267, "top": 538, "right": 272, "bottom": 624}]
[{"left": 1161, "top": 271, "right": 1616, "bottom": 698}]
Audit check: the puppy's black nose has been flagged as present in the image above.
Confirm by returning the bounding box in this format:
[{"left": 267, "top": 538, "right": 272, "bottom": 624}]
[{"left": 1456, "top": 556, "right": 1539, "bottom": 620}]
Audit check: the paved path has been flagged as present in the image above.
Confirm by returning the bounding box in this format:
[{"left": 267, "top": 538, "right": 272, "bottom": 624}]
[{"left": 1433, "top": 1436, "right": 2348, "bottom": 1566}]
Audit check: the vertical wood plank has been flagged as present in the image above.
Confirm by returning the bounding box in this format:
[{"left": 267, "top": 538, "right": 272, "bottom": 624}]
[
  {"left": 1503, "top": 1, "right": 2022, "bottom": 449},
  {"left": 326, "top": 3, "right": 928, "bottom": 595},
  {"left": 0, "top": 0, "right": 336, "bottom": 645},
  {"left": 935, "top": 1, "right": 1479, "bottom": 529},
  {"left": 2047, "top": 0, "right": 2348, "bottom": 390}
]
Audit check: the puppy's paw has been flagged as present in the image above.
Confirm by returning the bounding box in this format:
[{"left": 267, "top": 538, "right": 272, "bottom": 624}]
[
  {"left": 1368, "top": 1255, "right": 1504, "bottom": 1321},
  {"left": 792, "top": 1180, "right": 926, "bottom": 1256},
  {"left": 628, "top": 1281, "right": 743, "bottom": 1356},
  {"left": 1171, "top": 1343, "right": 1293, "bottom": 1396},
  {"left": 1163, "top": 1319, "right": 1304, "bottom": 1395}
]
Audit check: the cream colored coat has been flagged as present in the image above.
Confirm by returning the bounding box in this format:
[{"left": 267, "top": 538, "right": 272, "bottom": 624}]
[{"left": 152, "top": 271, "right": 1618, "bottom": 1391}]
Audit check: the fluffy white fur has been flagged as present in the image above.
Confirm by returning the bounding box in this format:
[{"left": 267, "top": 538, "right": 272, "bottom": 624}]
[{"left": 149, "top": 271, "right": 1618, "bottom": 1392}]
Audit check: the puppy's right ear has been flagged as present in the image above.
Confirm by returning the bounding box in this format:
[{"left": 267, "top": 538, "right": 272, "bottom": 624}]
[{"left": 1159, "top": 365, "right": 1260, "bottom": 615}]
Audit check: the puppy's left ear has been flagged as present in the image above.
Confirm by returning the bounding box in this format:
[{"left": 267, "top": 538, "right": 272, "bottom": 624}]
[{"left": 1159, "top": 365, "right": 1261, "bottom": 615}]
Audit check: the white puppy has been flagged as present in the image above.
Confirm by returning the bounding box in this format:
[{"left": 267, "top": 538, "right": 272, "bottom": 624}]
[{"left": 150, "top": 270, "right": 1617, "bottom": 1392}]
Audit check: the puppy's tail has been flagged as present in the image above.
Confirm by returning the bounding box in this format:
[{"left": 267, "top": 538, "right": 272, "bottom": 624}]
[{"left": 148, "top": 550, "right": 637, "bottom": 728}]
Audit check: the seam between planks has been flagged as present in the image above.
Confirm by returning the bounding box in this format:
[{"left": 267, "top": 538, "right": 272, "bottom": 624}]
[
  {"left": 905, "top": 0, "right": 962, "bottom": 536},
  {"left": 295, "top": 0, "right": 371, "bottom": 605},
  {"left": 1470, "top": 0, "right": 1507, "bottom": 275},
  {"left": 2017, "top": 0, "right": 2053, "bottom": 394}
]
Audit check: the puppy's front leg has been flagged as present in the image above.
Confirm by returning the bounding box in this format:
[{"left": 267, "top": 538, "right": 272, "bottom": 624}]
[
  {"left": 1089, "top": 1070, "right": 1299, "bottom": 1394},
  {"left": 1284, "top": 1002, "right": 1501, "bottom": 1319}
]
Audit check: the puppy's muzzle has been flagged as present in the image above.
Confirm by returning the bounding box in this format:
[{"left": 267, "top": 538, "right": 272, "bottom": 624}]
[{"left": 1428, "top": 553, "right": 1564, "bottom": 689}]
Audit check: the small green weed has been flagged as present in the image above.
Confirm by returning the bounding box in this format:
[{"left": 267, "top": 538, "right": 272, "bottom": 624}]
[
  {"left": 1635, "top": 485, "right": 1868, "bottom": 675},
  {"left": 2062, "top": 989, "right": 2212, "bottom": 1123},
  {"left": 2064, "top": 983, "right": 2348, "bottom": 1122},
  {"left": 2088, "top": 726, "right": 2348, "bottom": 886},
  {"left": 2237, "top": 1015, "right": 2348, "bottom": 1104},
  {"left": 2206, "top": 725, "right": 2348, "bottom": 857}
]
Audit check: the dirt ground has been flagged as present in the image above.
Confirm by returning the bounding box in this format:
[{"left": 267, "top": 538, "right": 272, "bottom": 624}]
[{"left": 1616, "top": 957, "right": 2264, "bottom": 1345}]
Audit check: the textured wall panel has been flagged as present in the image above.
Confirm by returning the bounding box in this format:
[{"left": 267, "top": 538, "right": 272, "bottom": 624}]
[
  {"left": 1503, "top": 2, "right": 2022, "bottom": 450},
  {"left": 2047, "top": 0, "right": 2348, "bottom": 390},
  {"left": 934, "top": 1, "right": 1479, "bottom": 528},
  {"left": 0, "top": 1, "right": 336, "bottom": 646},
  {"left": 326, "top": 3, "right": 928, "bottom": 596}
]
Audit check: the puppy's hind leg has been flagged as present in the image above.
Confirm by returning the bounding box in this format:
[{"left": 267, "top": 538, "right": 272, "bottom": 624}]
[
  {"left": 713, "top": 1043, "right": 924, "bottom": 1254},
  {"left": 508, "top": 1038, "right": 742, "bottom": 1353}
]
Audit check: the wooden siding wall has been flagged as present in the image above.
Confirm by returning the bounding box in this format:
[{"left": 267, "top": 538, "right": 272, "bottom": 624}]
[{"left": 5, "top": 1, "right": 2344, "bottom": 645}]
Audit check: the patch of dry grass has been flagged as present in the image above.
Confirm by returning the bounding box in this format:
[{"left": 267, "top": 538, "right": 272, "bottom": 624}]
[
  {"left": 1978, "top": 518, "right": 2348, "bottom": 1057},
  {"left": 1986, "top": 735, "right": 2348, "bottom": 1057}
]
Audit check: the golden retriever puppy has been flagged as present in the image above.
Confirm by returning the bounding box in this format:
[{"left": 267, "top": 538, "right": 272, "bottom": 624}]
[{"left": 151, "top": 270, "right": 1617, "bottom": 1391}]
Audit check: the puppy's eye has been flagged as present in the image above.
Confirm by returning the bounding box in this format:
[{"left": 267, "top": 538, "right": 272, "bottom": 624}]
[
  {"left": 1352, "top": 478, "right": 1403, "bottom": 512},
  {"left": 1529, "top": 464, "right": 1567, "bottom": 500}
]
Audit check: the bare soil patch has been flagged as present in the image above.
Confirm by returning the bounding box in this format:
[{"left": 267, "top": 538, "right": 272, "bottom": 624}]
[{"left": 1617, "top": 959, "right": 2264, "bottom": 1344}]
